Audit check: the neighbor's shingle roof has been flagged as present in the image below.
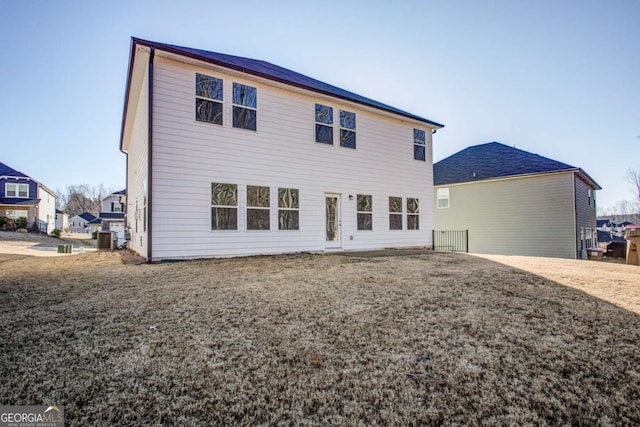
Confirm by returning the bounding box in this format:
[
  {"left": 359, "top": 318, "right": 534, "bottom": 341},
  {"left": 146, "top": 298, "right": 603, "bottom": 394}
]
[
  {"left": 78, "top": 212, "right": 97, "bottom": 222},
  {"left": 0, "top": 162, "right": 29, "bottom": 178},
  {"left": 100, "top": 212, "right": 125, "bottom": 220},
  {"left": 129, "top": 38, "right": 444, "bottom": 128},
  {"left": 434, "top": 142, "right": 601, "bottom": 189},
  {"left": 0, "top": 198, "right": 40, "bottom": 206},
  {"left": 597, "top": 230, "right": 627, "bottom": 244}
]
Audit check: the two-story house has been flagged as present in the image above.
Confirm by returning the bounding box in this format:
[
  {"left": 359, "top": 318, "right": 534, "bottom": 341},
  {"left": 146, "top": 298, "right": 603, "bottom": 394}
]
[
  {"left": 98, "top": 189, "right": 126, "bottom": 245},
  {"left": 433, "top": 142, "right": 601, "bottom": 259},
  {"left": 120, "top": 38, "right": 444, "bottom": 261},
  {"left": 0, "top": 161, "right": 57, "bottom": 233}
]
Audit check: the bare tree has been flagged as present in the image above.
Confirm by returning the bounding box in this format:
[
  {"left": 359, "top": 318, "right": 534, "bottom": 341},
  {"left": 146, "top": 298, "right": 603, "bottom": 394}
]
[
  {"left": 625, "top": 166, "right": 640, "bottom": 207},
  {"left": 59, "top": 184, "right": 110, "bottom": 217}
]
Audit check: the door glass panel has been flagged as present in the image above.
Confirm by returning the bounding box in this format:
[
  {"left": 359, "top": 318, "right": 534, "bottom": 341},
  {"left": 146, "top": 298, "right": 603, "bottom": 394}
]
[{"left": 326, "top": 197, "right": 338, "bottom": 241}]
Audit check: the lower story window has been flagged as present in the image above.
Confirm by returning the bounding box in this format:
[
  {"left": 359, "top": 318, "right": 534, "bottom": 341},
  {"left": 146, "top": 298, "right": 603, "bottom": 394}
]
[
  {"left": 6, "top": 209, "right": 28, "bottom": 219},
  {"left": 389, "top": 196, "right": 402, "bottom": 230},
  {"left": 278, "top": 188, "right": 299, "bottom": 230},
  {"left": 247, "top": 185, "right": 270, "bottom": 230},
  {"left": 211, "top": 183, "right": 238, "bottom": 230},
  {"left": 357, "top": 194, "right": 372, "bottom": 230},
  {"left": 407, "top": 198, "right": 419, "bottom": 230}
]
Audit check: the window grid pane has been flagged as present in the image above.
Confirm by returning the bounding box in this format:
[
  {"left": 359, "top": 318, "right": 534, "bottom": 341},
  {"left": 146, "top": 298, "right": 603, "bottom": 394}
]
[
  {"left": 357, "top": 194, "right": 372, "bottom": 231},
  {"left": 315, "top": 104, "right": 334, "bottom": 144},
  {"left": 196, "top": 98, "right": 223, "bottom": 125},
  {"left": 211, "top": 183, "right": 238, "bottom": 230},
  {"left": 339, "top": 110, "right": 356, "bottom": 149}
]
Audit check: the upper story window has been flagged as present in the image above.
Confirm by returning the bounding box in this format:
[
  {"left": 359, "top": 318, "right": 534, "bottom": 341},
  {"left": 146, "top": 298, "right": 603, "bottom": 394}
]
[
  {"left": 211, "top": 183, "right": 238, "bottom": 230},
  {"left": 389, "top": 196, "right": 403, "bottom": 230},
  {"left": 315, "top": 104, "right": 333, "bottom": 144},
  {"left": 111, "top": 202, "right": 123, "bottom": 213},
  {"left": 247, "top": 185, "right": 270, "bottom": 230},
  {"left": 6, "top": 183, "right": 29, "bottom": 198},
  {"left": 357, "top": 194, "right": 372, "bottom": 230},
  {"left": 414, "top": 129, "right": 426, "bottom": 161},
  {"left": 436, "top": 188, "right": 449, "bottom": 209},
  {"left": 195, "top": 73, "right": 223, "bottom": 125},
  {"left": 232, "top": 83, "right": 257, "bottom": 131},
  {"left": 339, "top": 110, "right": 356, "bottom": 149}
]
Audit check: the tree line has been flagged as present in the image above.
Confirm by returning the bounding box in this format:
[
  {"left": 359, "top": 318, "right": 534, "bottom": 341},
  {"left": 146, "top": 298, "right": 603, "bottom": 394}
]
[
  {"left": 55, "top": 184, "right": 120, "bottom": 218},
  {"left": 597, "top": 167, "right": 640, "bottom": 223}
]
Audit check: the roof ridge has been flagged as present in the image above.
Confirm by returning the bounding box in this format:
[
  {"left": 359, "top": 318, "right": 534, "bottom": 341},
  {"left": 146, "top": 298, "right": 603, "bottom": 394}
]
[{"left": 130, "top": 38, "right": 444, "bottom": 128}]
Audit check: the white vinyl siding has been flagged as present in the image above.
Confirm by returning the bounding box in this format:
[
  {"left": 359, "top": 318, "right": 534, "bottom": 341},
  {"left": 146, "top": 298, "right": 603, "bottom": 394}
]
[
  {"left": 434, "top": 172, "right": 577, "bottom": 259},
  {"left": 143, "top": 55, "right": 435, "bottom": 259},
  {"left": 124, "top": 56, "right": 150, "bottom": 258}
]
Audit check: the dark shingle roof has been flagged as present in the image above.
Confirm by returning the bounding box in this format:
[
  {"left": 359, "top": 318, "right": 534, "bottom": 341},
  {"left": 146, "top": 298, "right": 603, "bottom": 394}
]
[
  {"left": 100, "top": 212, "right": 125, "bottom": 220},
  {"left": 78, "top": 212, "right": 97, "bottom": 222},
  {"left": 597, "top": 230, "right": 627, "bottom": 244},
  {"left": 0, "top": 198, "right": 40, "bottom": 206},
  {"left": 130, "top": 38, "right": 444, "bottom": 128},
  {"left": 113, "top": 189, "right": 126, "bottom": 195},
  {"left": 434, "top": 142, "right": 601, "bottom": 188},
  {"left": 0, "top": 162, "right": 29, "bottom": 178}
]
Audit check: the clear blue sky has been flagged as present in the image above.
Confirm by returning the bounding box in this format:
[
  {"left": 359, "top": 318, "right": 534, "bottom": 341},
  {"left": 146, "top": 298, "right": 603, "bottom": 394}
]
[{"left": 1, "top": 0, "right": 638, "bottom": 210}]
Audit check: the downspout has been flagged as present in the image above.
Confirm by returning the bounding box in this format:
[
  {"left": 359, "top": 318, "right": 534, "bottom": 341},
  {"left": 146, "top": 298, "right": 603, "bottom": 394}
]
[
  {"left": 147, "top": 46, "right": 155, "bottom": 261},
  {"left": 572, "top": 171, "right": 578, "bottom": 259}
]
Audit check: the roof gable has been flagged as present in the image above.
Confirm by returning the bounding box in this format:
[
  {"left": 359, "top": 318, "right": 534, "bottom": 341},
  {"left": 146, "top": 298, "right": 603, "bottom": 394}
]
[
  {"left": 130, "top": 38, "right": 444, "bottom": 128},
  {"left": 434, "top": 142, "right": 585, "bottom": 186},
  {"left": 0, "top": 161, "right": 29, "bottom": 179}
]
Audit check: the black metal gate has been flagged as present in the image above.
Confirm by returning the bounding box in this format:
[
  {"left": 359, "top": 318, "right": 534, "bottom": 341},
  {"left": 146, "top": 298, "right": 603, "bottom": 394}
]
[{"left": 432, "top": 230, "right": 468, "bottom": 252}]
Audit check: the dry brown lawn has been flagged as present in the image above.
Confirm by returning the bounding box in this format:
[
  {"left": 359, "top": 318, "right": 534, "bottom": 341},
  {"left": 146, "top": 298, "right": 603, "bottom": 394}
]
[{"left": 1, "top": 251, "right": 639, "bottom": 425}]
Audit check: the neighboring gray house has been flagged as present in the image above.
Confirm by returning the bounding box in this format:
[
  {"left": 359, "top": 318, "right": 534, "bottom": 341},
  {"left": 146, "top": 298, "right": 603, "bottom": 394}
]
[
  {"left": 433, "top": 142, "right": 601, "bottom": 259},
  {"left": 69, "top": 212, "right": 97, "bottom": 233}
]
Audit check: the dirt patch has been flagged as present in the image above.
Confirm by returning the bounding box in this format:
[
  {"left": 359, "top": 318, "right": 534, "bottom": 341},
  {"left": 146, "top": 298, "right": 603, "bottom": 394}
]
[
  {"left": 473, "top": 254, "right": 640, "bottom": 313},
  {"left": 1, "top": 252, "right": 639, "bottom": 425}
]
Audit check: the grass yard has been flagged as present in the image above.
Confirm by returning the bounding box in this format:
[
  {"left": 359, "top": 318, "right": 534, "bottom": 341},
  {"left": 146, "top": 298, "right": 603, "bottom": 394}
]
[{"left": 1, "top": 251, "right": 639, "bottom": 425}]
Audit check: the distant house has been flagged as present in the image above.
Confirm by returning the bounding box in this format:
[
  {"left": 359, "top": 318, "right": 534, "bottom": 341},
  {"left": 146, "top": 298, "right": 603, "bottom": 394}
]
[
  {"left": 119, "top": 38, "right": 444, "bottom": 261},
  {"left": 597, "top": 230, "right": 627, "bottom": 259},
  {"left": 69, "top": 212, "right": 97, "bottom": 233},
  {"left": 433, "top": 142, "right": 601, "bottom": 259},
  {"left": 98, "top": 190, "right": 126, "bottom": 245},
  {"left": 55, "top": 209, "right": 69, "bottom": 232},
  {"left": 0, "top": 161, "right": 57, "bottom": 233}
]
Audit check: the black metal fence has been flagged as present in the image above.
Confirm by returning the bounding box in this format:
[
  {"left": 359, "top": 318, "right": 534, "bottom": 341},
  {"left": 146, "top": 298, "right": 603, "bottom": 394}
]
[{"left": 432, "top": 230, "right": 468, "bottom": 253}]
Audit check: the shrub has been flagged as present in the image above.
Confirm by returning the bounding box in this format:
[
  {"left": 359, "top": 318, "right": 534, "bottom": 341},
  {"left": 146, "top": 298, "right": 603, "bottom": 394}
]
[
  {"left": 15, "top": 217, "right": 27, "bottom": 229},
  {"left": 50, "top": 228, "right": 61, "bottom": 238},
  {"left": 0, "top": 217, "right": 7, "bottom": 228}
]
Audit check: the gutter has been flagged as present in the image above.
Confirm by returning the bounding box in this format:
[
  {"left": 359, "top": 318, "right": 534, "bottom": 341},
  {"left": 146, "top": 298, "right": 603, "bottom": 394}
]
[{"left": 147, "top": 46, "right": 155, "bottom": 261}]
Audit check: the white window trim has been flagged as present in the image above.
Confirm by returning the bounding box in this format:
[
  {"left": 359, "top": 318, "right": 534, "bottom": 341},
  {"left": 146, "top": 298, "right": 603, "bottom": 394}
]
[
  {"left": 314, "top": 103, "right": 334, "bottom": 145},
  {"left": 6, "top": 209, "right": 28, "bottom": 219},
  {"left": 437, "top": 188, "right": 450, "bottom": 209},
  {"left": 356, "top": 194, "right": 373, "bottom": 231},
  {"left": 5, "top": 183, "right": 29, "bottom": 198},
  {"left": 195, "top": 73, "right": 224, "bottom": 126},
  {"left": 277, "top": 188, "right": 300, "bottom": 231},
  {"left": 339, "top": 109, "right": 356, "bottom": 149},
  {"left": 246, "top": 185, "right": 271, "bottom": 231},
  {"left": 407, "top": 198, "right": 419, "bottom": 230},
  {"left": 232, "top": 82, "right": 258, "bottom": 131}
]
